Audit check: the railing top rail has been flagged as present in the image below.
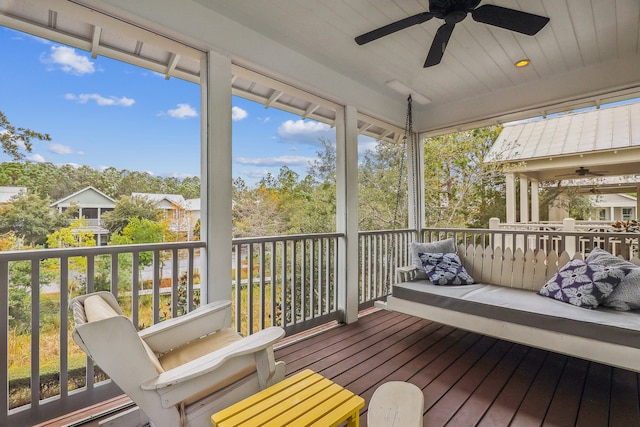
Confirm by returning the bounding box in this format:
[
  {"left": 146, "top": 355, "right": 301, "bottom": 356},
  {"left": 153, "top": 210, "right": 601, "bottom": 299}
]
[
  {"left": 0, "top": 240, "right": 206, "bottom": 262},
  {"left": 421, "top": 227, "right": 640, "bottom": 239},
  {"left": 232, "top": 232, "right": 344, "bottom": 245},
  {"left": 358, "top": 229, "right": 416, "bottom": 237}
]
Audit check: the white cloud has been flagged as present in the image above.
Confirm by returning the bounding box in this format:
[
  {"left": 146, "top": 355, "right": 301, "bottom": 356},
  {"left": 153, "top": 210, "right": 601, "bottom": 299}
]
[
  {"left": 48, "top": 143, "right": 83, "bottom": 155},
  {"left": 277, "top": 119, "right": 333, "bottom": 145},
  {"left": 42, "top": 46, "right": 95, "bottom": 75},
  {"left": 65, "top": 93, "right": 135, "bottom": 107},
  {"left": 235, "top": 155, "right": 315, "bottom": 167},
  {"left": 165, "top": 103, "right": 198, "bottom": 119},
  {"left": 232, "top": 106, "right": 248, "bottom": 121},
  {"left": 357, "top": 136, "right": 378, "bottom": 156},
  {"left": 28, "top": 153, "right": 46, "bottom": 163},
  {"left": 240, "top": 169, "right": 272, "bottom": 179}
]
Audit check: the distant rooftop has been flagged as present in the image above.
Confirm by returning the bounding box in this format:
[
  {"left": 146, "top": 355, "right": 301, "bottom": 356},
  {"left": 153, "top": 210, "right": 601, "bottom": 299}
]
[
  {"left": 0, "top": 186, "right": 26, "bottom": 204},
  {"left": 489, "top": 101, "right": 640, "bottom": 162}
]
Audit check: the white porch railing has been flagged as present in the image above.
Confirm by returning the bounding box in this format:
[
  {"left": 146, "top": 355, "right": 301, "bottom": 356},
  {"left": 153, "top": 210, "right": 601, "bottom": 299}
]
[{"left": 5, "top": 225, "right": 638, "bottom": 425}]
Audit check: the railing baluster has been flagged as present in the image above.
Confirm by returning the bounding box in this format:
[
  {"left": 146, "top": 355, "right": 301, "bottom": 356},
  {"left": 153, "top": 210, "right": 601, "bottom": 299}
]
[
  {"left": 259, "top": 242, "right": 266, "bottom": 330},
  {"left": 30, "top": 259, "right": 40, "bottom": 413},
  {"left": 234, "top": 244, "right": 242, "bottom": 333},
  {"left": 152, "top": 250, "right": 160, "bottom": 325},
  {"left": 59, "top": 257, "right": 69, "bottom": 399},
  {"left": 132, "top": 251, "right": 140, "bottom": 328},
  {"left": 0, "top": 259, "right": 8, "bottom": 419},
  {"left": 270, "top": 241, "right": 277, "bottom": 327},
  {"left": 248, "top": 243, "right": 254, "bottom": 335},
  {"left": 171, "top": 248, "right": 179, "bottom": 319}
]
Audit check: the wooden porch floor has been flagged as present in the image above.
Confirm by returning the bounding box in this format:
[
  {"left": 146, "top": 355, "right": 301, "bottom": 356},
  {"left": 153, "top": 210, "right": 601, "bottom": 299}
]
[
  {"left": 275, "top": 309, "right": 640, "bottom": 427},
  {"left": 39, "top": 308, "right": 640, "bottom": 427}
]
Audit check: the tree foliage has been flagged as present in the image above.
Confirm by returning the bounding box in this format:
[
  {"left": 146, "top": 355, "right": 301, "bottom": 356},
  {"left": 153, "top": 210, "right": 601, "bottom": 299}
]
[
  {"left": 0, "top": 111, "right": 51, "bottom": 161},
  {"left": 0, "top": 191, "right": 71, "bottom": 246},
  {"left": 423, "top": 126, "right": 505, "bottom": 228},
  {"left": 101, "top": 195, "right": 162, "bottom": 234}
]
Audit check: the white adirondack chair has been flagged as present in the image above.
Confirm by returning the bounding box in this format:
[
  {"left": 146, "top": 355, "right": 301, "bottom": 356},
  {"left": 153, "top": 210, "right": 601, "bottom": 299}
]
[{"left": 70, "top": 291, "right": 285, "bottom": 427}]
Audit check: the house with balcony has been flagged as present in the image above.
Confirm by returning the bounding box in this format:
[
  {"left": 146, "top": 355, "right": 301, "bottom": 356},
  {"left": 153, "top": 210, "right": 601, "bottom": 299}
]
[
  {"left": 50, "top": 186, "right": 115, "bottom": 246},
  {"left": 2, "top": 1, "right": 640, "bottom": 426}
]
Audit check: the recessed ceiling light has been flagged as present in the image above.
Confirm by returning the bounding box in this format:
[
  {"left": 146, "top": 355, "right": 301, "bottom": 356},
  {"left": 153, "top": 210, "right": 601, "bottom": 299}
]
[
  {"left": 385, "top": 80, "right": 430, "bottom": 105},
  {"left": 515, "top": 59, "right": 530, "bottom": 68}
]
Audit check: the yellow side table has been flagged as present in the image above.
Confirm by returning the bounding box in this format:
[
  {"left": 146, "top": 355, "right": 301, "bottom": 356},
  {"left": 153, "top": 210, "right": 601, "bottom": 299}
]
[{"left": 211, "top": 369, "right": 365, "bottom": 427}]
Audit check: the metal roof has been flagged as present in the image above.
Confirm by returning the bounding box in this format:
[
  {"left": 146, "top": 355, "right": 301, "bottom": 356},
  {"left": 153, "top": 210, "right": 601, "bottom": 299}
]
[{"left": 490, "top": 102, "right": 640, "bottom": 161}]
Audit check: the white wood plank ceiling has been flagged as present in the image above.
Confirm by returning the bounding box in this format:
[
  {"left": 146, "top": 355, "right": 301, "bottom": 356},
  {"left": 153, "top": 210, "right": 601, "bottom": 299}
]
[{"left": 1, "top": 0, "right": 640, "bottom": 137}]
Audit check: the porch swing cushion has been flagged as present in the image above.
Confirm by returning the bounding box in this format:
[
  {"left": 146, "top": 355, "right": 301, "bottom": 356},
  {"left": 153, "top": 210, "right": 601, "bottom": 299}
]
[
  {"left": 410, "top": 238, "right": 457, "bottom": 279},
  {"left": 587, "top": 248, "right": 640, "bottom": 311}
]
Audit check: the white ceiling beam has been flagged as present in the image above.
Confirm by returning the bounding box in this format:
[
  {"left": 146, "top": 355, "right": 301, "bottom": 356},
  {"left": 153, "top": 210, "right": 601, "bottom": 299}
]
[
  {"left": 165, "top": 53, "right": 180, "bottom": 80},
  {"left": 358, "top": 122, "right": 372, "bottom": 132},
  {"left": 302, "top": 104, "right": 319, "bottom": 119},
  {"left": 90, "top": 25, "right": 102, "bottom": 59},
  {"left": 265, "top": 90, "right": 283, "bottom": 108}
]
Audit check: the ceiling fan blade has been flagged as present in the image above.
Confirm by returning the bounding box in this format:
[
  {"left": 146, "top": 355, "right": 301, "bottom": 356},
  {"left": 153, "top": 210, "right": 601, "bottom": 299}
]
[
  {"left": 471, "top": 4, "right": 549, "bottom": 36},
  {"left": 355, "top": 12, "right": 434, "bottom": 45},
  {"left": 424, "top": 22, "right": 455, "bottom": 67}
]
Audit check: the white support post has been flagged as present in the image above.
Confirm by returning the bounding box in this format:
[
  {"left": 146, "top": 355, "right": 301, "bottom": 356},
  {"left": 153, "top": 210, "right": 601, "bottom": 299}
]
[
  {"left": 505, "top": 173, "right": 516, "bottom": 224},
  {"left": 531, "top": 179, "right": 540, "bottom": 222},
  {"left": 335, "top": 105, "right": 359, "bottom": 324},
  {"left": 519, "top": 176, "right": 529, "bottom": 223},
  {"left": 200, "top": 51, "right": 233, "bottom": 305}
]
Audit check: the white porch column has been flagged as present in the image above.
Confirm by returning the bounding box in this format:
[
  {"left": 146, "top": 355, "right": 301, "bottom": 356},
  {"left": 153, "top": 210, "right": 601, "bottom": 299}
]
[
  {"left": 407, "top": 132, "right": 424, "bottom": 233},
  {"left": 335, "top": 105, "right": 359, "bottom": 324},
  {"left": 505, "top": 173, "right": 516, "bottom": 224},
  {"left": 519, "top": 176, "right": 529, "bottom": 223},
  {"left": 531, "top": 179, "right": 540, "bottom": 222},
  {"left": 200, "top": 51, "right": 233, "bottom": 304}
]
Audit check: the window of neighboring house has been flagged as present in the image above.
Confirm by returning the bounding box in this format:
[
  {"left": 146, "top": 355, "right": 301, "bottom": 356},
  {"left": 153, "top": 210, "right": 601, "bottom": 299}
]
[
  {"left": 623, "top": 208, "right": 633, "bottom": 220},
  {"left": 598, "top": 209, "right": 607, "bottom": 220},
  {"left": 82, "top": 207, "right": 98, "bottom": 219}
]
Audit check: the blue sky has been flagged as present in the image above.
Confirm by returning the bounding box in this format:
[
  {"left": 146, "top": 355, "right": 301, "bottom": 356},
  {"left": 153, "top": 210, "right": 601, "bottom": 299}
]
[{"left": 0, "top": 27, "right": 376, "bottom": 186}]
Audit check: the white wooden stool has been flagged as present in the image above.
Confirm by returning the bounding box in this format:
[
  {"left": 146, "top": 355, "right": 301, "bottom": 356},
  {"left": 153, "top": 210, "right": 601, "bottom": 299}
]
[{"left": 367, "top": 381, "right": 424, "bottom": 427}]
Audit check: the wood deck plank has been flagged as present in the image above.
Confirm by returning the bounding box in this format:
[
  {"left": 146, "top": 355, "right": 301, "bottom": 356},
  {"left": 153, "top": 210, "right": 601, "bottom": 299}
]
[
  {"left": 422, "top": 339, "right": 513, "bottom": 426},
  {"left": 510, "top": 353, "right": 567, "bottom": 426},
  {"left": 477, "top": 347, "right": 547, "bottom": 426},
  {"left": 445, "top": 342, "right": 530, "bottom": 427},
  {"left": 542, "top": 357, "right": 590, "bottom": 426},
  {"left": 609, "top": 368, "right": 640, "bottom": 427},
  {"left": 44, "top": 309, "right": 640, "bottom": 427}
]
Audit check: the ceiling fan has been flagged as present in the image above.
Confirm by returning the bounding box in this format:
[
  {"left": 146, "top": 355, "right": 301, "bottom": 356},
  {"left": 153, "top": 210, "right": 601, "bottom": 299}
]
[
  {"left": 354, "top": 0, "right": 550, "bottom": 67},
  {"left": 557, "top": 167, "right": 609, "bottom": 178}
]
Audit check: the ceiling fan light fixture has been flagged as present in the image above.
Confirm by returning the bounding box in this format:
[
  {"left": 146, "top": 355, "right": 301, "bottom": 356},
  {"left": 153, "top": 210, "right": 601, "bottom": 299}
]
[
  {"left": 386, "top": 80, "right": 431, "bottom": 105},
  {"left": 515, "top": 58, "right": 531, "bottom": 68}
]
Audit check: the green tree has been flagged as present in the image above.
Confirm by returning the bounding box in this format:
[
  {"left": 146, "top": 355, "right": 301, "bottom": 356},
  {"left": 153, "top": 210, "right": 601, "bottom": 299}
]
[
  {"left": 46, "top": 218, "right": 97, "bottom": 248},
  {"left": 101, "top": 195, "right": 161, "bottom": 234},
  {"left": 0, "top": 111, "right": 51, "bottom": 160},
  {"left": 423, "top": 126, "right": 505, "bottom": 228},
  {"left": 109, "top": 217, "right": 164, "bottom": 266},
  {"left": 358, "top": 139, "right": 407, "bottom": 231},
  {"left": 0, "top": 191, "right": 70, "bottom": 247}
]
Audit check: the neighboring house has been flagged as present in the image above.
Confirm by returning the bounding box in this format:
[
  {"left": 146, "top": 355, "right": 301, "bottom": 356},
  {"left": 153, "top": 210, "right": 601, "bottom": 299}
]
[
  {"left": 0, "top": 186, "right": 27, "bottom": 205},
  {"left": 186, "top": 198, "right": 201, "bottom": 231},
  {"left": 51, "top": 186, "right": 115, "bottom": 245},
  {"left": 132, "top": 193, "right": 195, "bottom": 239},
  {"left": 590, "top": 193, "right": 637, "bottom": 222}
]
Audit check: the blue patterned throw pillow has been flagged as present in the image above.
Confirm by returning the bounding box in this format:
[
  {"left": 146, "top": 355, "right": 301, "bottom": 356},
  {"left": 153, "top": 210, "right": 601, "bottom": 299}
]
[
  {"left": 418, "top": 252, "right": 474, "bottom": 285},
  {"left": 538, "top": 258, "right": 628, "bottom": 309}
]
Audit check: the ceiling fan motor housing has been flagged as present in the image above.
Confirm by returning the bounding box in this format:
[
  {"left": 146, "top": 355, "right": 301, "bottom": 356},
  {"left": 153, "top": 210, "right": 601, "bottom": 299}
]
[{"left": 430, "top": 0, "right": 481, "bottom": 19}]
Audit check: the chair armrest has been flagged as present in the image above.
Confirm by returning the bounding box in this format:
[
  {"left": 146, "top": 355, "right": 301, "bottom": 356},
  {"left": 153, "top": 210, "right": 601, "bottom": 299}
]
[
  {"left": 397, "top": 265, "right": 418, "bottom": 282},
  {"left": 139, "top": 301, "right": 231, "bottom": 353},
  {"left": 141, "top": 326, "right": 285, "bottom": 391}
]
